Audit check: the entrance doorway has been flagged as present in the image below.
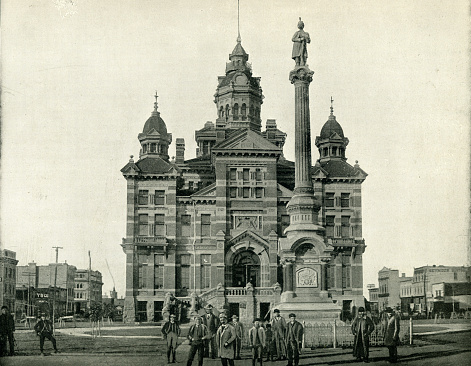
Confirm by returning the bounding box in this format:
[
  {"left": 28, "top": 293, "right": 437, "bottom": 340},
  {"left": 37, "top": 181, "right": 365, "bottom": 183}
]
[
  {"left": 229, "top": 303, "right": 240, "bottom": 319},
  {"left": 232, "top": 250, "right": 260, "bottom": 287},
  {"left": 260, "top": 302, "right": 270, "bottom": 321}
]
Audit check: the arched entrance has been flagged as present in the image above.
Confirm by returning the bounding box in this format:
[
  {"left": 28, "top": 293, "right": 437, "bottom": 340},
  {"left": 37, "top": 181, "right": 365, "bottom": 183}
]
[{"left": 232, "top": 250, "right": 260, "bottom": 287}]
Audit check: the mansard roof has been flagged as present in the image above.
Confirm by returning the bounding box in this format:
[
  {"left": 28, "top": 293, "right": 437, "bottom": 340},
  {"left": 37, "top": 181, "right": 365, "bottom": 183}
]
[
  {"left": 134, "top": 156, "right": 178, "bottom": 174},
  {"left": 320, "top": 160, "right": 367, "bottom": 179}
]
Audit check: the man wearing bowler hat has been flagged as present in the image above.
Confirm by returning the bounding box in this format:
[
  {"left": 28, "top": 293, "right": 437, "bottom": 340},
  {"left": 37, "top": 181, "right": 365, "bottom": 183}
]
[
  {"left": 270, "top": 309, "right": 287, "bottom": 360},
  {"left": 231, "top": 315, "right": 243, "bottom": 360},
  {"left": 285, "top": 313, "right": 303, "bottom": 366},
  {"left": 162, "top": 314, "right": 181, "bottom": 363},
  {"left": 202, "top": 304, "right": 220, "bottom": 359}
]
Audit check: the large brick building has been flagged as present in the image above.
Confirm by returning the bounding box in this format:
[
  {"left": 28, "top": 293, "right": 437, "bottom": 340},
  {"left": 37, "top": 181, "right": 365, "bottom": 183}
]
[
  {"left": 121, "top": 32, "right": 367, "bottom": 323},
  {"left": 0, "top": 249, "right": 18, "bottom": 312}
]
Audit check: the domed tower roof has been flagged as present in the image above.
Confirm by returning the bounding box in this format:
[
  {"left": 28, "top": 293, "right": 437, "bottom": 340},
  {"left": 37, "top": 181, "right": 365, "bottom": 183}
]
[
  {"left": 142, "top": 113, "right": 167, "bottom": 136},
  {"left": 320, "top": 115, "right": 344, "bottom": 139},
  {"left": 138, "top": 92, "right": 172, "bottom": 161},
  {"left": 315, "top": 98, "right": 349, "bottom": 163}
]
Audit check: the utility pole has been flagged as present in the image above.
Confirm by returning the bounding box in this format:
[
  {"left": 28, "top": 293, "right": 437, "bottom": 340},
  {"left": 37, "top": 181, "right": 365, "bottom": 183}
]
[
  {"left": 52, "top": 246, "right": 63, "bottom": 334},
  {"left": 22, "top": 271, "right": 36, "bottom": 316},
  {"left": 88, "top": 251, "right": 92, "bottom": 311}
]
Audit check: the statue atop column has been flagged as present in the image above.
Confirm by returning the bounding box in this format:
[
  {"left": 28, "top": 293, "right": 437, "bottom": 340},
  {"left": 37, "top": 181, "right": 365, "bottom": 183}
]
[{"left": 292, "top": 17, "right": 311, "bottom": 66}]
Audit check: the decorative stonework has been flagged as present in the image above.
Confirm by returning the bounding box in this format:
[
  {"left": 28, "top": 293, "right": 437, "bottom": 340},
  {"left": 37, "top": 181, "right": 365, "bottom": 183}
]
[
  {"left": 296, "top": 267, "right": 318, "bottom": 288},
  {"left": 289, "top": 66, "right": 314, "bottom": 84}
]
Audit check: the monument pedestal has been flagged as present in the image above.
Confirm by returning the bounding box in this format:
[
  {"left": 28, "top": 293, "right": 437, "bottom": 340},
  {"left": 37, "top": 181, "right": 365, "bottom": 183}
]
[{"left": 276, "top": 298, "right": 341, "bottom": 324}]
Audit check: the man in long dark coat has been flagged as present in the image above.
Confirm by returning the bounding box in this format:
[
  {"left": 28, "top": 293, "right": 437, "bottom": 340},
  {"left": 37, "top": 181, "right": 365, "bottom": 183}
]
[
  {"left": 351, "top": 307, "right": 375, "bottom": 363},
  {"left": 383, "top": 307, "right": 400, "bottom": 363},
  {"left": 202, "top": 304, "right": 220, "bottom": 359},
  {"left": 285, "top": 313, "right": 303, "bottom": 366},
  {"left": 0, "top": 306, "right": 15, "bottom": 356},
  {"left": 162, "top": 314, "right": 181, "bottom": 363},
  {"left": 270, "top": 309, "right": 287, "bottom": 360}
]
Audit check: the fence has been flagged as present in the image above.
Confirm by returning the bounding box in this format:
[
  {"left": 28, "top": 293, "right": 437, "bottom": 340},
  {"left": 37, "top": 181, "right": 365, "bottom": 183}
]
[
  {"left": 303, "top": 319, "right": 411, "bottom": 348},
  {"left": 238, "top": 319, "right": 411, "bottom": 349}
]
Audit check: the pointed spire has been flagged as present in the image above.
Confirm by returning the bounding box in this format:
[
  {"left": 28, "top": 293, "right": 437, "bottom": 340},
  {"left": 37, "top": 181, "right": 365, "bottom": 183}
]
[
  {"left": 237, "top": 0, "right": 241, "bottom": 43},
  {"left": 152, "top": 90, "right": 159, "bottom": 116},
  {"left": 330, "top": 96, "right": 334, "bottom": 115}
]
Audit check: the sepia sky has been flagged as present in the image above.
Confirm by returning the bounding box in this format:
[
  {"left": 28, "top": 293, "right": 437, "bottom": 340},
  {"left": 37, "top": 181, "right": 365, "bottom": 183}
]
[{"left": 1, "top": 0, "right": 469, "bottom": 298}]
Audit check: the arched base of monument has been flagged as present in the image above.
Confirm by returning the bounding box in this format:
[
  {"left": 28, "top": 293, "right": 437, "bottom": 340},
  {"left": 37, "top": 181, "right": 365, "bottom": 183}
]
[{"left": 276, "top": 299, "right": 342, "bottom": 324}]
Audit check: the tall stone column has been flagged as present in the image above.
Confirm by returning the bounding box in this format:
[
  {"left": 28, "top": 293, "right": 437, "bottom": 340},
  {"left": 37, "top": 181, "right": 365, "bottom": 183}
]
[
  {"left": 285, "top": 66, "right": 323, "bottom": 233},
  {"left": 281, "top": 259, "right": 295, "bottom": 301}
]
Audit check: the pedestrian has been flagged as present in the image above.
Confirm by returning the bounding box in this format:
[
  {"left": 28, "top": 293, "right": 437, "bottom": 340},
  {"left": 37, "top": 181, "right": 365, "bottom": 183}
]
[
  {"left": 0, "top": 306, "right": 15, "bottom": 356},
  {"left": 270, "top": 309, "right": 287, "bottom": 360},
  {"left": 215, "top": 313, "right": 236, "bottom": 366},
  {"left": 264, "top": 323, "right": 276, "bottom": 362},
  {"left": 285, "top": 313, "right": 303, "bottom": 366},
  {"left": 202, "top": 304, "right": 220, "bottom": 359},
  {"left": 186, "top": 316, "right": 208, "bottom": 366},
  {"left": 34, "top": 313, "right": 58, "bottom": 356},
  {"left": 231, "top": 315, "right": 243, "bottom": 360},
  {"left": 351, "top": 307, "right": 375, "bottom": 363},
  {"left": 383, "top": 307, "right": 400, "bottom": 363},
  {"left": 248, "top": 318, "right": 266, "bottom": 366},
  {"left": 162, "top": 314, "right": 181, "bottom": 364}
]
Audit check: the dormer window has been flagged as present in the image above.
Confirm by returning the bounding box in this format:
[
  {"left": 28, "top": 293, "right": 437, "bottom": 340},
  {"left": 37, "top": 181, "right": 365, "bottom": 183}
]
[{"left": 150, "top": 143, "right": 156, "bottom": 153}]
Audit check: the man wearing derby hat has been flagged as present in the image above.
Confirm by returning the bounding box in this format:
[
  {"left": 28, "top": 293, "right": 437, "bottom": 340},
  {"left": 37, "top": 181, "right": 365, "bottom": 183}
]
[
  {"left": 162, "top": 314, "right": 181, "bottom": 363},
  {"left": 270, "top": 309, "right": 287, "bottom": 361},
  {"left": 351, "top": 307, "right": 375, "bottom": 363},
  {"left": 0, "top": 305, "right": 15, "bottom": 356},
  {"left": 34, "top": 313, "right": 58, "bottom": 356},
  {"left": 202, "top": 304, "right": 220, "bottom": 359},
  {"left": 187, "top": 316, "right": 208, "bottom": 366},
  {"left": 285, "top": 313, "right": 303, "bottom": 366},
  {"left": 383, "top": 307, "right": 400, "bottom": 363},
  {"left": 230, "top": 315, "right": 243, "bottom": 360}
]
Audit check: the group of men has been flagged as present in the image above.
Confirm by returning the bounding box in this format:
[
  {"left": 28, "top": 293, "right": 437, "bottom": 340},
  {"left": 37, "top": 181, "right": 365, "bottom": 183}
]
[
  {"left": 351, "top": 306, "right": 401, "bottom": 363},
  {"left": 0, "top": 306, "right": 58, "bottom": 357},
  {"left": 162, "top": 305, "right": 304, "bottom": 366}
]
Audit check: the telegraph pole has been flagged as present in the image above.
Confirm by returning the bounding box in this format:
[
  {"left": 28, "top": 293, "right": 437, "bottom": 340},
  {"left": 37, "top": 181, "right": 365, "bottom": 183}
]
[
  {"left": 22, "top": 271, "right": 36, "bottom": 316},
  {"left": 52, "top": 246, "right": 63, "bottom": 334},
  {"left": 88, "top": 250, "right": 92, "bottom": 311}
]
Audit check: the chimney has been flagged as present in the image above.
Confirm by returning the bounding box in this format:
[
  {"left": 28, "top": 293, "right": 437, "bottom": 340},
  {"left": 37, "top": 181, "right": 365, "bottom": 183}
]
[{"left": 175, "top": 138, "right": 185, "bottom": 165}]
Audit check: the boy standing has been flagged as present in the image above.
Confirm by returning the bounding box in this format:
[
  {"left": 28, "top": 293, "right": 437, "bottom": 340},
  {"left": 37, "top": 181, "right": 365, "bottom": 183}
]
[{"left": 248, "top": 318, "right": 266, "bottom": 366}]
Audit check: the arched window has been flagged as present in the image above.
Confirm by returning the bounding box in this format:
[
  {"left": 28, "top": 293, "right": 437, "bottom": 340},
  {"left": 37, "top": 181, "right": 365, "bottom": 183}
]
[
  {"left": 219, "top": 106, "right": 224, "bottom": 118},
  {"left": 233, "top": 103, "right": 239, "bottom": 119},
  {"left": 332, "top": 146, "right": 337, "bottom": 156},
  {"left": 150, "top": 143, "right": 156, "bottom": 153},
  {"left": 232, "top": 250, "right": 260, "bottom": 287},
  {"left": 323, "top": 147, "right": 328, "bottom": 157},
  {"left": 225, "top": 104, "right": 230, "bottom": 119},
  {"left": 143, "top": 144, "right": 148, "bottom": 153},
  {"left": 241, "top": 104, "right": 247, "bottom": 120}
]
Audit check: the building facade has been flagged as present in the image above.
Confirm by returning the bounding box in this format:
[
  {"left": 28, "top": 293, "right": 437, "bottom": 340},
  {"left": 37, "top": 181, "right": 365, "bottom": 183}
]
[
  {"left": 74, "top": 269, "right": 103, "bottom": 314},
  {"left": 0, "top": 249, "right": 18, "bottom": 312},
  {"left": 121, "top": 32, "right": 367, "bottom": 323},
  {"left": 17, "top": 262, "right": 76, "bottom": 317},
  {"left": 411, "top": 265, "right": 470, "bottom": 315},
  {"left": 377, "top": 267, "right": 412, "bottom": 311},
  {"left": 367, "top": 284, "right": 379, "bottom": 314}
]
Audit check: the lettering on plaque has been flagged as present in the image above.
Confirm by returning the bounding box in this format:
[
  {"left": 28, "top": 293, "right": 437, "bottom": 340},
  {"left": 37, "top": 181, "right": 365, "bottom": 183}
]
[{"left": 296, "top": 267, "right": 318, "bottom": 288}]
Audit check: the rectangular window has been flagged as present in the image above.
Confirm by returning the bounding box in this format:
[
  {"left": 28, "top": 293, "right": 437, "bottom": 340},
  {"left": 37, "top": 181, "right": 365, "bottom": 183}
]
[
  {"left": 189, "top": 181, "right": 194, "bottom": 190},
  {"left": 341, "top": 216, "right": 350, "bottom": 238},
  {"left": 138, "top": 190, "right": 149, "bottom": 205},
  {"left": 181, "top": 214, "right": 191, "bottom": 237},
  {"left": 154, "top": 214, "right": 165, "bottom": 236},
  {"left": 201, "top": 255, "right": 211, "bottom": 289},
  {"left": 138, "top": 265, "right": 147, "bottom": 289},
  {"left": 255, "top": 187, "right": 263, "bottom": 198},
  {"left": 230, "top": 168, "right": 237, "bottom": 181},
  {"left": 454, "top": 272, "right": 458, "bottom": 280},
  {"left": 230, "top": 187, "right": 237, "bottom": 198},
  {"left": 180, "top": 255, "right": 191, "bottom": 289},
  {"left": 243, "top": 168, "right": 250, "bottom": 181},
  {"left": 154, "top": 190, "right": 165, "bottom": 205},
  {"left": 342, "top": 255, "right": 351, "bottom": 288},
  {"left": 341, "top": 193, "right": 350, "bottom": 208},
  {"left": 139, "top": 214, "right": 148, "bottom": 236},
  {"left": 154, "top": 254, "right": 165, "bottom": 289},
  {"left": 255, "top": 169, "right": 262, "bottom": 182},
  {"left": 243, "top": 187, "right": 250, "bottom": 198},
  {"left": 325, "top": 192, "right": 335, "bottom": 207},
  {"left": 201, "top": 214, "right": 211, "bottom": 237},
  {"left": 280, "top": 215, "right": 290, "bottom": 236},
  {"left": 326, "top": 215, "right": 335, "bottom": 237}
]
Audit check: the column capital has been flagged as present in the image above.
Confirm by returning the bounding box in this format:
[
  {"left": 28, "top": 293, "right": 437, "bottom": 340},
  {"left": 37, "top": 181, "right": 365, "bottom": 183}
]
[{"left": 289, "top": 65, "right": 314, "bottom": 84}]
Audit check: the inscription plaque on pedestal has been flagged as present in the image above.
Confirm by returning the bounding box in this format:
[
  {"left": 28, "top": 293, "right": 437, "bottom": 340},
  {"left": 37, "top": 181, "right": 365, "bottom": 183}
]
[{"left": 296, "top": 267, "right": 318, "bottom": 288}]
